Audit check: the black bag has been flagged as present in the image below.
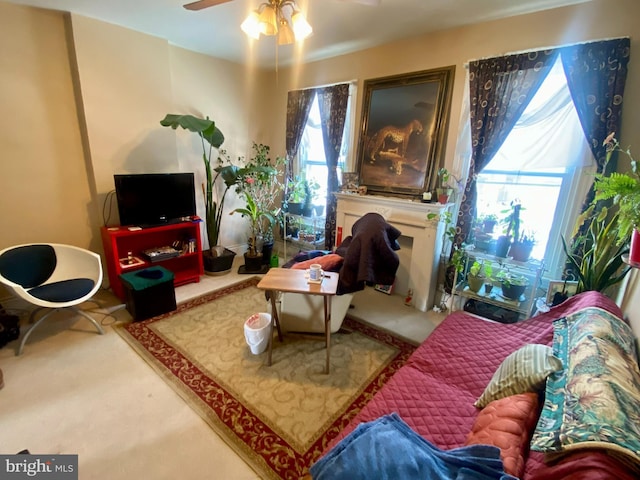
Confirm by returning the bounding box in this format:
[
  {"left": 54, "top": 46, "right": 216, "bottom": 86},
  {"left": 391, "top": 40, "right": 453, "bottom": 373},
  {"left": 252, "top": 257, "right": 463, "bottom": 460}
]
[{"left": 0, "top": 305, "right": 20, "bottom": 348}]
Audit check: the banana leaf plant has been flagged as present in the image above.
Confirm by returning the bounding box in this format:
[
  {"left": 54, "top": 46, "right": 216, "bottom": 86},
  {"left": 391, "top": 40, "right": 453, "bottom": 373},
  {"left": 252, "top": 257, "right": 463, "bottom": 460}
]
[
  {"left": 160, "top": 114, "right": 238, "bottom": 254},
  {"left": 562, "top": 205, "right": 630, "bottom": 294}
]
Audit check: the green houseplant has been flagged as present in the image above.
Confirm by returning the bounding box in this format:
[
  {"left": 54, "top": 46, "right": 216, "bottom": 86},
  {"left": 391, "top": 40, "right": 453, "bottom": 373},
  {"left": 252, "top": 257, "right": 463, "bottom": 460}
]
[
  {"left": 592, "top": 134, "right": 640, "bottom": 261},
  {"left": 436, "top": 168, "right": 454, "bottom": 204},
  {"left": 235, "top": 143, "right": 284, "bottom": 265},
  {"left": 562, "top": 205, "right": 629, "bottom": 294},
  {"left": 160, "top": 113, "right": 240, "bottom": 273},
  {"left": 467, "top": 260, "right": 486, "bottom": 293},
  {"left": 560, "top": 134, "right": 636, "bottom": 295},
  {"left": 496, "top": 270, "right": 529, "bottom": 300},
  {"left": 160, "top": 115, "right": 273, "bottom": 273},
  {"left": 230, "top": 191, "right": 276, "bottom": 272}
]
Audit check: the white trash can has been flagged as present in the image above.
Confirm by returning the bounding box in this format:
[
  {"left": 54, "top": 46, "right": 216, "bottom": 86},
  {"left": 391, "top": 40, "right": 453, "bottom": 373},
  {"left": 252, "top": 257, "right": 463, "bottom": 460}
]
[{"left": 244, "top": 312, "right": 271, "bottom": 355}]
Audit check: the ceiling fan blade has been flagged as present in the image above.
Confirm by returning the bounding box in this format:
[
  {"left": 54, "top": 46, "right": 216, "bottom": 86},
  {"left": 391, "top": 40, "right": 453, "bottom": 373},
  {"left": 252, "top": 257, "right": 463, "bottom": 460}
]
[{"left": 183, "top": 0, "right": 234, "bottom": 11}]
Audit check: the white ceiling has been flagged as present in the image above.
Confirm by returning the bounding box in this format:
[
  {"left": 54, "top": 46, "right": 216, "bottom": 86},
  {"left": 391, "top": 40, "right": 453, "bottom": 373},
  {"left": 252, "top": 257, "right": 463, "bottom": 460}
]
[{"left": 6, "top": 0, "right": 591, "bottom": 68}]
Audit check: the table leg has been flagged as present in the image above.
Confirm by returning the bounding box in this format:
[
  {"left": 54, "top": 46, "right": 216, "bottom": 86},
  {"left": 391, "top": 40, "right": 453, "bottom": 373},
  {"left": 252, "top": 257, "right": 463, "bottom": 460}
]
[
  {"left": 324, "top": 295, "right": 332, "bottom": 374},
  {"left": 267, "top": 290, "right": 282, "bottom": 366}
]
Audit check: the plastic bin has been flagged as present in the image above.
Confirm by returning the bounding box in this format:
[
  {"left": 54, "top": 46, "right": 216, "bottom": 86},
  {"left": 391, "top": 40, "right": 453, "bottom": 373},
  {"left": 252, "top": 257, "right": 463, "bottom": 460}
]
[{"left": 244, "top": 312, "right": 271, "bottom": 355}]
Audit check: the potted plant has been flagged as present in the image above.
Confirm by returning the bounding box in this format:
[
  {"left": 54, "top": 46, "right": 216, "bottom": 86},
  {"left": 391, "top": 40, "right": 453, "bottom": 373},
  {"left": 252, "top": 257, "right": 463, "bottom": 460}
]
[
  {"left": 483, "top": 263, "right": 494, "bottom": 294},
  {"left": 496, "top": 200, "right": 522, "bottom": 258},
  {"left": 285, "top": 176, "right": 307, "bottom": 215},
  {"left": 238, "top": 143, "right": 285, "bottom": 264},
  {"left": 466, "top": 260, "right": 486, "bottom": 293},
  {"left": 230, "top": 191, "right": 276, "bottom": 273},
  {"left": 562, "top": 205, "right": 629, "bottom": 294},
  {"left": 160, "top": 113, "right": 241, "bottom": 274},
  {"left": 509, "top": 231, "right": 536, "bottom": 262},
  {"left": 481, "top": 214, "right": 498, "bottom": 234},
  {"left": 592, "top": 133, "right": 640, "bottom": 263},
  {"left": 496, "top": 270, "right": 529, "bottom": 301},
  {"left": 436, "top": 167, "right": 454, "bottom": 204}
]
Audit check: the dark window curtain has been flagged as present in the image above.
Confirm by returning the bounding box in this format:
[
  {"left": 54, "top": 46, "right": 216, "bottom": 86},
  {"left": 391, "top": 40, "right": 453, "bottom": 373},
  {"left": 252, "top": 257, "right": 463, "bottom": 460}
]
[
  {"left": 458, "top": 50, "right": 558, "bottom": 247},
  {"left": 285, "top": 89, "right": 315, "bottom": 184},
  {"left": 559, "top": 38, "right": 630, "bottom": 277},
  {"left": 561, "top": 37, "right": 630, "bottom": 176},
  {"left": 317, "top": 84, "right": 350, "bottom": 249}
]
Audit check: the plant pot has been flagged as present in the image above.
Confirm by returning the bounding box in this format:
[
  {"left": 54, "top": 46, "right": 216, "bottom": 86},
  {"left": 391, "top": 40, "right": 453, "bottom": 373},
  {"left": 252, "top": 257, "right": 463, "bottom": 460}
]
[
  {"left": 313, "top": 205, "right": 324, "bottom": 216},
  {"left": 484, "top": 283, "right": 494, "bottom": 294},
  {"left": 203, "top": 247, "right": 236, "bottom": 275},
  {"left": 509, "top": 241, "right": 533, "bottom": 262},
  {"left": 261, "top": 242, "right": 274, "bottom": 265},
  {"left": 287, "top": 202, "right": 303, "bottom": 215},
  {"left": 482, "top": 220, "right": 497, "bottom": 234},
  {"left": 302, "top": 205, "right": 314, "bottom": 217},
  {"left": 495, "top": 235, "right": 512, "bottom": 258},
  {"left": 501, "top": 281, "right": 526, "bottom": 300},
  {"left": 436, "top": 188, "right": 452, "bottom": 204},
  {"left": 467, "top": 274, "right": 484, "bottom": 293},
  {"left": 243, "top": 252, "right": 264, "bottom": 273}
]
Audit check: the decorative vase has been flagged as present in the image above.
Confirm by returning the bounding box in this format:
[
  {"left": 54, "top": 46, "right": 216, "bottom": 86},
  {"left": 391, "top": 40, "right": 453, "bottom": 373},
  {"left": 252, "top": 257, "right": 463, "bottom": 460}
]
[{"left": 630, "top": 228, "right": 640, "bottom": 265}]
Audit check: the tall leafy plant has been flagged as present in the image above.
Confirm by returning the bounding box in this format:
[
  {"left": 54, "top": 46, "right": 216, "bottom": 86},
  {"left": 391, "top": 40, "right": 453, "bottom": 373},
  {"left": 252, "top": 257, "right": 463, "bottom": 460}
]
[
  {"left": 160, "top": 114, "right": 240, "bottom": 253},
  {"left": 562, "top": 205, "right": 629, "bottom": 293}
]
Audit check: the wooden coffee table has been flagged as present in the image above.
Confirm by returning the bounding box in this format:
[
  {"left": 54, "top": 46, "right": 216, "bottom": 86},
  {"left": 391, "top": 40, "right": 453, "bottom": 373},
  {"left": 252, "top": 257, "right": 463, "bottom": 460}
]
[{"left": 257, "top": 268, "right": 339, "bottom": 374}]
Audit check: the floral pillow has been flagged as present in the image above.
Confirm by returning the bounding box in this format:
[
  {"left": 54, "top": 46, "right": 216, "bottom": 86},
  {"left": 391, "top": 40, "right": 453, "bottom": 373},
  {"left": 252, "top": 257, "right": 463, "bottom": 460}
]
[{"left": 531, "top": 307, "right": 640, "bottom": 469}]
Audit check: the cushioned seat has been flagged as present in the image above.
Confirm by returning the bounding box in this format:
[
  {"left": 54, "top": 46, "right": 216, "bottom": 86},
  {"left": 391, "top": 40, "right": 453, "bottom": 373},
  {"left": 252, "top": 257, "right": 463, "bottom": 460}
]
[{"left": 0, "top": 243, "right": 105, "bottom": 355}]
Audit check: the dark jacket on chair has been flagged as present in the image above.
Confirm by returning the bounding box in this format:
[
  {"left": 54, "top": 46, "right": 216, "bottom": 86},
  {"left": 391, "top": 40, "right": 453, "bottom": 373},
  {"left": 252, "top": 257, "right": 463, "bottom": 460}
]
[{"left": 335, "top": 213, "right": 401, "bottom": 295}]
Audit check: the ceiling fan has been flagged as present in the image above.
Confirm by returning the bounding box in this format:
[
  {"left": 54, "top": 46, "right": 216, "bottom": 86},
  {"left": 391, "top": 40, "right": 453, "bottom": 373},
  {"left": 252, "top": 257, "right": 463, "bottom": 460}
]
[{"left": 183, "top": 0, "right": 380, "bottom": 11}]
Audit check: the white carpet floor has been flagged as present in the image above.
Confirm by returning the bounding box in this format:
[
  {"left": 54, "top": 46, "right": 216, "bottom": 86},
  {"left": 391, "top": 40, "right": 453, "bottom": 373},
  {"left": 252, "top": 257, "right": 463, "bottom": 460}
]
[{"left": 0, "top": 256, "right": 445, "bottom": 479}]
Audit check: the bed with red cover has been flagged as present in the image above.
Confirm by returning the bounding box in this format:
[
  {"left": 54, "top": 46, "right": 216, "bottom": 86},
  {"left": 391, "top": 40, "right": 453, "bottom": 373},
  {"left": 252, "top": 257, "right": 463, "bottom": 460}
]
[{"left": 321, "top": 291, "right": 637, "bottom": 479}]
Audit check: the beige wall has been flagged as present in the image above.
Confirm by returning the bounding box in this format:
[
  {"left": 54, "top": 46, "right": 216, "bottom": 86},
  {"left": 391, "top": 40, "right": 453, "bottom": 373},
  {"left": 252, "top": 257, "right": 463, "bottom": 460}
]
[
  {"left": 0, "top": 3, "right": 93, "bottom": 248},
  {"left": 0, "top": 0, "right": 638, "bottom": 319}
]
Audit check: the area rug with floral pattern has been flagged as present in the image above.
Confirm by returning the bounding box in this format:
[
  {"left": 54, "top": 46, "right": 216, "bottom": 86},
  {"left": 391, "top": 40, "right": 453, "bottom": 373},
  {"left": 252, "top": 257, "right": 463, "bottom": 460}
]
[{"left": 115, "top": 277, "right": 417, "bottom": 479}]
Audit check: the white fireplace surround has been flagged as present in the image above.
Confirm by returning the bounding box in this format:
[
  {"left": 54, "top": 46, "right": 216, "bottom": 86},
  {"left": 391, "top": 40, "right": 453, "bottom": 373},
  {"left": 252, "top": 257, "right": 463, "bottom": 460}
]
[{"left": 334, "top": 193, "right": 448, "bottom": 312}]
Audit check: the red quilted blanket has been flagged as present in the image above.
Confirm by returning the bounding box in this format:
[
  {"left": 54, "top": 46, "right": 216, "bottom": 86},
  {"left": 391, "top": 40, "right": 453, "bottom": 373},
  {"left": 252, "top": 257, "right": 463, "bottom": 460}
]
[{"left": 326, "top": 291, "right": 633, "bottom": 479}]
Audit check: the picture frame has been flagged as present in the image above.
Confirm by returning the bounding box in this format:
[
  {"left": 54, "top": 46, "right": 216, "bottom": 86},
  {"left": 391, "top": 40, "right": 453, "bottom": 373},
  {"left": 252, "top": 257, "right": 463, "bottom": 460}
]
[
  {"left": 356, "top": 66, "right": 456, "bottom": 198},
  {"left": 546, "top": 280, "right": 579, "bottom": 305}
]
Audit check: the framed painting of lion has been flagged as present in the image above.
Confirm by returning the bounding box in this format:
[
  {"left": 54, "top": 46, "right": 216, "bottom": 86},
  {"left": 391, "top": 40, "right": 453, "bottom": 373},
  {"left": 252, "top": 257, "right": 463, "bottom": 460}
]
[{"left": 356, "top": 66, "right": 455, "bottom": 198}]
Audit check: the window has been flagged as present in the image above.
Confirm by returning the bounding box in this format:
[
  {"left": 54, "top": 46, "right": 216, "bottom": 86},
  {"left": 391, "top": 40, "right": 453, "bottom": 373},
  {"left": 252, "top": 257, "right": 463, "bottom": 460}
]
[
  {"left": 474, "top": 57, "right": 595, "bottom": 279},
  {"left": 296, "top": 89, "right": 353, "bottom": 211}
]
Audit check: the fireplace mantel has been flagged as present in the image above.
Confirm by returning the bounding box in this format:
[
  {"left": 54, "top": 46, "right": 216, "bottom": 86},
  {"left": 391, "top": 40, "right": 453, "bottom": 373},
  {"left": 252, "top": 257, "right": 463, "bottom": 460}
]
[{"left": 334, "top": 193, "right": 449, "bottom": 312}]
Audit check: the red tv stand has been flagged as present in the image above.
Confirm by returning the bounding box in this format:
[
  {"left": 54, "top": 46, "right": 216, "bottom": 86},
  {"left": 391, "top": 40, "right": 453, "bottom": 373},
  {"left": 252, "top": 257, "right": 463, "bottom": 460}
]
[{"left": 101, "top": 218, "right": 204, "bottom": 301}]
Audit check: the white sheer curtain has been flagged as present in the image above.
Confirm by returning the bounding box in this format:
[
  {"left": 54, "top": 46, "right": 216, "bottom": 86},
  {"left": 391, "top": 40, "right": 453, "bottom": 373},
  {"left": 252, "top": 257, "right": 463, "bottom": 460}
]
[{"left": 488, "top": 57, "right": 594, "bottom": 172}]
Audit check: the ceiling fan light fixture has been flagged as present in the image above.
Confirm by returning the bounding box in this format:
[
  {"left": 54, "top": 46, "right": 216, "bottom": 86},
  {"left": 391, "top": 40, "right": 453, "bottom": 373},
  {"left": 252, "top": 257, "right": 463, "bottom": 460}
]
[
  {"left": 277, "top": 19, "right": 295, "bottom": 45},
  {"left": 291, "top": 10, "right": 312, "bottom": 40},
  {"left": 240, "top": 10, "right": 261, "bottom": 39},
  {"left": 258, "top": 4, "right": 278, "bottom": 36},
  {"left": 240, "top": 0, "right": 312, "bottom": 43}
]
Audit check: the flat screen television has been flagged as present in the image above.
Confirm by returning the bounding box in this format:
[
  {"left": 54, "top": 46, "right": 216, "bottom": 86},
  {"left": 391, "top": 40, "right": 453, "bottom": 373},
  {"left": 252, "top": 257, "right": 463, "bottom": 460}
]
[{"left": 114, "top": 173, "right": 196, "bottom": 228}]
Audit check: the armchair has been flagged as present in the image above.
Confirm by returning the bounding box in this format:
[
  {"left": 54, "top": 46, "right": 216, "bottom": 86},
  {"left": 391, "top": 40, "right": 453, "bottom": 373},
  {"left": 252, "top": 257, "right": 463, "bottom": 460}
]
[{"left": 0, "top": 243, "right": 105, "bottom": 355}]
